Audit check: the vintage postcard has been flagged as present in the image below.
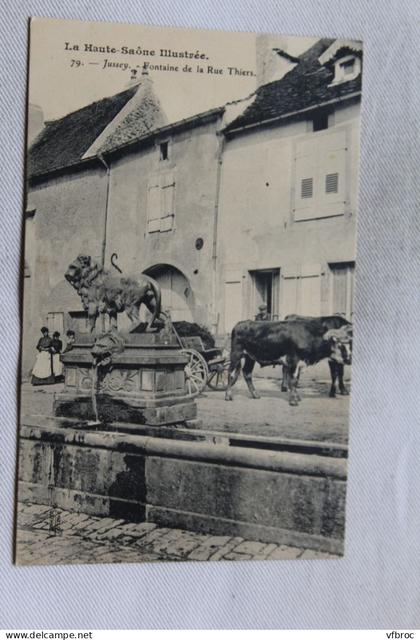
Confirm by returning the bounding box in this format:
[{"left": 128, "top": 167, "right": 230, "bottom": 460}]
[{"left": 17, "top": 16, "right": 362, "bottom": 564}]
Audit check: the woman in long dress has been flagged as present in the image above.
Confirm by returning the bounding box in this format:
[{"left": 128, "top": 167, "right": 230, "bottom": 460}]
[
  {"left": 51, "top": 331, "right": 63, "bottom": 381},
  {"left": 31, "top": 327, "right": 55, "bottom": 385}
]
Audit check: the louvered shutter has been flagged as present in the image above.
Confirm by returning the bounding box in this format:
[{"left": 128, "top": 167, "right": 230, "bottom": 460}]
[
  {"left": 294, "top": 140, "right": 317, "bottom": 221},
  {"left": 319, "top": 130, "right": 346, "bottom": 216},
  {"left": 294, "top": 130, "right": 347, "bottom": 220}
]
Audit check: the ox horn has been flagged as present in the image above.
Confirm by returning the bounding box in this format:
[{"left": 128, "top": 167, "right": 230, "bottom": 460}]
[
  {"left": 323, "top": 327, "right": 352, "bottom": 343},
  {"left": 323, "top": 329, "right": 338, "bottom": 342}
]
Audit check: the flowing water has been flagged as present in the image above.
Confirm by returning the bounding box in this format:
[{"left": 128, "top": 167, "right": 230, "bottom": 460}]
[{"left": 89, "top": 360, "right": 102, "bottom": 426}]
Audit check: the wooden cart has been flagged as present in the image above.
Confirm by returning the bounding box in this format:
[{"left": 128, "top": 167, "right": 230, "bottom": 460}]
[{"left": 175, "top": 334, "right": 230, "bottom": 396}]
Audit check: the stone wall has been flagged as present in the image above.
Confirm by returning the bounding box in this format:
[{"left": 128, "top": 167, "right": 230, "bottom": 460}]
[
  {"left": 23, "top": 165, "right": 108, "bottom": 376},
  {"left": 18, "top": 417, "right": 347, "bottom": 554}
]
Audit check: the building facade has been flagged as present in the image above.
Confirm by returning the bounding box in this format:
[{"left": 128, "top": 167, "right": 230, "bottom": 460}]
[
  {"left": 216, "top": 39, "right": 361, "bottom": 331},
  {"left": 22, "top": 38, "right": 362, "bottom": 375}
]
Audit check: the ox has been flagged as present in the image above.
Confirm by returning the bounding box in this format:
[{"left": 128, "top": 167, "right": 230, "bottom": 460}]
[
  {"left": 224, "top": 319, "right": 352, "bottom": 406},
  {"left": 283, "top": 315, "right": 352, "bottom": 397}
]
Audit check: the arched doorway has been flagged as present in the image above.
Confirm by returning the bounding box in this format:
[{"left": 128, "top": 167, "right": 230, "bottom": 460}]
[{"left": 144, "top": 264, "right": 194, "bottom": 322}]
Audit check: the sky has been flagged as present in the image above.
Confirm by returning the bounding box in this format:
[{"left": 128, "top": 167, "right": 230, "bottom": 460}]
[{"left": 28, "top": 17, "right": 317, "bottom": 125}]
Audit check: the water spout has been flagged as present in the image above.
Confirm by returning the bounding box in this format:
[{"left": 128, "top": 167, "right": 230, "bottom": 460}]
[{"left": 87, "top": 359, "right": 102, "bottom": 427}]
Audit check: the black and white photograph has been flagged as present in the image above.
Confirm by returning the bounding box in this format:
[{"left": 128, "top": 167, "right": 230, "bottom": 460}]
[{"left": 16, "top": 16, "right": 361, "bottom": 565}]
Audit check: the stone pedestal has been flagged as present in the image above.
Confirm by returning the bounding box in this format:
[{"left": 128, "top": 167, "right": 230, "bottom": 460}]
[{"left": 53, "top": 332, "right": 197, "bottom": 426}]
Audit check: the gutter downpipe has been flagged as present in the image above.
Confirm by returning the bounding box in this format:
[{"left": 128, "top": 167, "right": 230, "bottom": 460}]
[
  {"left": 211, "top": 125, "right": 225, "bottom": 337},
  {"left": 97, "top": 151, "right": 111, "bottom": 333},
  {"left": 97, "top": 152, "right": 111, "bottom": 269}
]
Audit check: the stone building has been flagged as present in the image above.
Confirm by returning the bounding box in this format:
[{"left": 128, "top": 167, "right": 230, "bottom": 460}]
[
  {"left": 216, "top": 38, "right": 362, "bottom": 331},
  {"left": 23, "top": 37, "right": 362, "bottom": 375},
  {"left": 23, "top": 71, "right": 225, "bottom": 375}
]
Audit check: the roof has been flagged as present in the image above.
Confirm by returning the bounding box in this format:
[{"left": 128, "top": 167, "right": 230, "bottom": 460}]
[
  {"left": 99, "top": 79, "right": 167, "bottom": 153},
  {"left": 318, "top": 39, "right": 363, "bottom": 66},
  {"left": 28, "top": 86, "right": 137, "bottom": 178},
  {"left": 225, "top": 38, "right": 362, "bottom": 133},
  {"left": 100, "top": 106, "right": 224, "bottom": 158},
  {"left": 28, "top": 75, "right": 222, "bottom": 177}
]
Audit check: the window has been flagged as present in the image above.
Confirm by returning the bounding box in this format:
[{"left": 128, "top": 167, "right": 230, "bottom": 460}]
[
  {"left": 341, "top": 58, "right": 355, "bottom": 75},
  {"left": 312, "top": 111, "right": 329, "bottom": 132},
  {"left": 331, "top": 55, "right": 361, "bottom": 84},
  {"left": 159, "top": 141, "right": 169, "bottom": 161},
  {"left": 147, "top": 172, "right": 175, "bottom": 233},
  {"left": 293, "top": 130, "right": 347, "bottom": 221},
  {"left": 249, "top": 269, "right": 280, "bottom": 320}
]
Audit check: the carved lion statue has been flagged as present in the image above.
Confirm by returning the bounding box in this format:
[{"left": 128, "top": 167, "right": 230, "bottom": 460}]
[{"left": 65, "top": 255, "right": 161, "bottom": 332}]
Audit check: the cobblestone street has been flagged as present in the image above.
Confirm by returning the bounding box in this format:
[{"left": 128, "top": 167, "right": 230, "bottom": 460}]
[{"left": 16, "top": 502, "right": 341, "bottom": 565}]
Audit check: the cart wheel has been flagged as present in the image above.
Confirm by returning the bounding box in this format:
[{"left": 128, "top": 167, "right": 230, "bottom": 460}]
[
  {"left": 181, "top": 349, "right": 209, "bottom": 396},
  {"left": 207, "top": 358, "right": 231, "bottom": 391}
]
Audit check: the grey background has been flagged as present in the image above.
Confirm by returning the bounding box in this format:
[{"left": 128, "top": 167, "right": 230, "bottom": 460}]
[{"left": 1, "top": 0, "right": 419, "bottom": 629}]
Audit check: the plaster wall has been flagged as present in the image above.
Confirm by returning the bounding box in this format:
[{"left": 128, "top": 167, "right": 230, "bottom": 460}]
[
  {"left": 105, "top": 119, "right": 221, "bottom": 329},
  {"left": 23, "top": 166, "right": 108, "bottom": 376},
  {"left": 216, "top": 101, "right": 360, "bottom": 331}
]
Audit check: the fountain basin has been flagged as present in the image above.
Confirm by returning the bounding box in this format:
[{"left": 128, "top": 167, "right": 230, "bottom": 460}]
[{"left": 54, "top": 332, "right": 197, "bottom": 426}]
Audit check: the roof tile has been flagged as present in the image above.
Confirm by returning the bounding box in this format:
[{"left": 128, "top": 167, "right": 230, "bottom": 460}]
[
  {"left": 28, "top": 86, "right": 137, "bottom": 178},
  {"left": 225, "top": 38, "right": 362, "bottom": 132}
]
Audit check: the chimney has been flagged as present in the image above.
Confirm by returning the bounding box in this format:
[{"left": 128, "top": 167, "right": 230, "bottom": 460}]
[
  {"left": 256, "top": 33, "right": 298, "bottom": 87},
  {"left": 125, "top": 66, "right": 153, "bottom": 89},
  {"left": 27, "top": 103, "right": 44, "bottom": 145}
]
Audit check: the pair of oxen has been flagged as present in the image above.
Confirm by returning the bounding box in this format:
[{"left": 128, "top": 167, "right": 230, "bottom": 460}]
[{"left": 224, "top": 314, "right": 352, "bottom": 406}]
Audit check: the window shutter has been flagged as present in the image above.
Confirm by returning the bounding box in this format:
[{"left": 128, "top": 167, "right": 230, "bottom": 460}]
[
  {"left": 147, "top": 177, "right": 161, "bottom": 232},
  {"left": 325, "top": 172, "right": 339, "bottom": 193},
  {"left": 280, "top": 267, "right": 299, "bottom": 318},
  {"left": 299, "top": 264, "right": 321, "bottom": 316},
  {"left": 330, "top": 262, "right": 355, "bottom": 319},
  {"left": 294, "top": 152, "right": 317, "bottom": 221},
  {"left": 319, "top": 130, "right": 346, "bottom": 215},
  {"left": 162, "top": 186, "right": 174, "bottom": 215},
  {"left": 224, "top": 280, "right": 242, "bottom": 333},
  {"left": 301, "top": 177, "right": 314, "bottom": 198},
  {"left": 46, "top": 312, "right": 64, "bottom": 335},
  {"left": 161, "top": 171, "right": 175, "bottom": 231},
  {"left": 294, "top": 130, "right": 347, "bottom": 221}
]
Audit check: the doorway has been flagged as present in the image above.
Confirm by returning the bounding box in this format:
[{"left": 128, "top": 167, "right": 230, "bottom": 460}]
[
  {"left": 249, "top": 269, "right": 280, "bottom": 319},
  {"left": 144, "top": 264, "right": 194, "bottom": 322}
]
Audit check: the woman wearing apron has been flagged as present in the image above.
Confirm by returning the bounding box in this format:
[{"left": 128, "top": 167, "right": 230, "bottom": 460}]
[
  {"left": 51, "top": 331, "right": 63, "bottom": 381},
  {"left": 31, "top": 327, "right": 55, "bottom": 385}
]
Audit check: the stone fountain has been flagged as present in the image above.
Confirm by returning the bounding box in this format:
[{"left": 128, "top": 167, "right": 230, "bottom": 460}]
[
  {"left": 53, "top": 254, "right": 197, "bottom": 428},
  {"left": 17, "top": 254, "right": 347, "bottom": 554}
]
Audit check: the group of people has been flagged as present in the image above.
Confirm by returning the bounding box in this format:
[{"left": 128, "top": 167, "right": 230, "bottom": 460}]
[{"left": 31, "top": 327, "right": 75, "bottom": 386}]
